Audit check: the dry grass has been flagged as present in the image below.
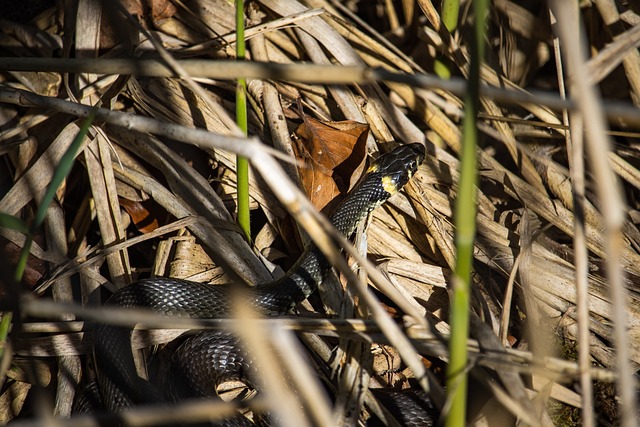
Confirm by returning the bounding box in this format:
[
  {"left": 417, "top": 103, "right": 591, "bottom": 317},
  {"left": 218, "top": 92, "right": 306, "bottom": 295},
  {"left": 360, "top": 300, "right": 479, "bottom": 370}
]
[{"left": 1, "top": 0, "right": 639, "bottom": 426}]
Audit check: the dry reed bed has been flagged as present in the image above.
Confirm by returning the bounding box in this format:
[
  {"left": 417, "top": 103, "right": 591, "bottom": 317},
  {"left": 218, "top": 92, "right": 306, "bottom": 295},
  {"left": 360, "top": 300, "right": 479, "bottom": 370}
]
[{"left": 0, "top": 0, "right": 639, "bottom": 425}]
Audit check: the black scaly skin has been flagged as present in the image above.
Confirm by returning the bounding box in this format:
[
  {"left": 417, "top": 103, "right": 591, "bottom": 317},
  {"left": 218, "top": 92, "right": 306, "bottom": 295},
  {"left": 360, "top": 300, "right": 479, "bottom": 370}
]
[
  {"left": 369, "top": 389, "right": 438, "bottom": 426},
  {"left": 90, "top": 143, "right": 426, "bottom": 422}
]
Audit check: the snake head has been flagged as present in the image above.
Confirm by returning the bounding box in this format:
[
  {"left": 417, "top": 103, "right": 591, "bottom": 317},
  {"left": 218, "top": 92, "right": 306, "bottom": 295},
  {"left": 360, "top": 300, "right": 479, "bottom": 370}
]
[{"left": 368, "top": 143, "right": 425, "bottom": 196}]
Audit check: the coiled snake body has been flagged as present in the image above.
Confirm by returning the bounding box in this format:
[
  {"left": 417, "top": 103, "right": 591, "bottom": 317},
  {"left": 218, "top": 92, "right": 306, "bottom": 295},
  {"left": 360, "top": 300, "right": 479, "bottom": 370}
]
[{"left": 88, "top": 143, "right": 428, "bottom": 424}]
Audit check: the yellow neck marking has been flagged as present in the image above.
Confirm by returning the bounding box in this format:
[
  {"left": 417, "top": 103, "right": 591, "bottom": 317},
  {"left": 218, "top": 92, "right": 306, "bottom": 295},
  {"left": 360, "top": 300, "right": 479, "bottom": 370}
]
[{"left": 381, "top": 175, "right": 398, "bottom": 195}]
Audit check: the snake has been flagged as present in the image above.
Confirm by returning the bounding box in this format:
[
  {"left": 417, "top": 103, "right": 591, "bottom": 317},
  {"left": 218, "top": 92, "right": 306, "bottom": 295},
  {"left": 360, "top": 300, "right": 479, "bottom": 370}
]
[{"left": 83, "top": 143, "right": 429, "bottom": 424}]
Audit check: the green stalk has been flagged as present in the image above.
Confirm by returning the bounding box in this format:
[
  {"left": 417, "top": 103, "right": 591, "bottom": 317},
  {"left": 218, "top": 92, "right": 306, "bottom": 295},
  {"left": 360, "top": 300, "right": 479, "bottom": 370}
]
[
  {"left": 434, "top": 0, "right": 460, "bottom": 79},
  {"left": 0, "top": 112, "right": 94, "bottom": 359},
  {"left": 235, "top": 0, "right": 250, "bottom": 243},
  {"left": 445, "top": 0, "right": 488, "bottom": 426}
]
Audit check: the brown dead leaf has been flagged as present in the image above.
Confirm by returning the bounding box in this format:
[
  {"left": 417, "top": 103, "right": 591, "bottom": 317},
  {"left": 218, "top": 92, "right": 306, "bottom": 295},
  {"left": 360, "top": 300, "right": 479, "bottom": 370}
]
[
  {"left": 293, "top": 115, "right": 368, "bottom": 212},
  {"left": 119, "top": 197, "right": 160, "bottom": 233},
  {"left": 150, "top": 0, "right": 178, "bottom": 21}
]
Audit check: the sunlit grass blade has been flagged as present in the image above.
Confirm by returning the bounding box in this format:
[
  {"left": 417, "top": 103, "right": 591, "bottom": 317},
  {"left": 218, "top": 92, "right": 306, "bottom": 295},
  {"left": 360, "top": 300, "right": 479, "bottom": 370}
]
[
  {"left": 445, "top": 0, "right": 488, "bottom": 426},
  {"left": 235, "top": 0, "right": 250, "bottom": 243}
]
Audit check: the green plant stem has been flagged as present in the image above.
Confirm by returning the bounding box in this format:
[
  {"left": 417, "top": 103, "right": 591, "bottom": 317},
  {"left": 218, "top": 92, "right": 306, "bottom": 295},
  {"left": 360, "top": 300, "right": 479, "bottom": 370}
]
[
  {"left": 441, "top": 0, "right": 460, "bottom": 32},
  {"left": 446, "top": 0, "right": 487, "bottom": 426},
  {"left": 434, "top": 0, "right": 460, "bottom": 79},
  {"left": 235, "top": 0, "right": 250, "bottom": 242},
  {"left": 0, "top": 112, "right": 94, "bottom": 361}
]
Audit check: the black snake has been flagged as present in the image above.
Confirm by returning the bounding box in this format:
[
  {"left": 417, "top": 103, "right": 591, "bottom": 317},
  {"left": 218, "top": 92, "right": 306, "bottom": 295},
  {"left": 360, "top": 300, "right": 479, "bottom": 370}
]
[{"left": 80, "top": 143, "right": 434, "bottom": 425}]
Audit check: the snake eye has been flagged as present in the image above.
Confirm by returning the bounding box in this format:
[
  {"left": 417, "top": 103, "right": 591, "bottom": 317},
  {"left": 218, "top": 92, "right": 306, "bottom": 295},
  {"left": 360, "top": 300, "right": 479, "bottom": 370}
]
[{"left": 406, "top": 159, "right": 417, "bottom": 176}]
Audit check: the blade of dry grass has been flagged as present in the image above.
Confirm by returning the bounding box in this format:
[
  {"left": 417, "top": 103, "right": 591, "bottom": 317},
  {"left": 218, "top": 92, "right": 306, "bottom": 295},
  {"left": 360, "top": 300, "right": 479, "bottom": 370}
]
[
  {"left": 550, "top": 8, "right": 595, "bottom": 426},
  {"left": 551, "top": 3, "right": 637, "bottom": 427}
]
